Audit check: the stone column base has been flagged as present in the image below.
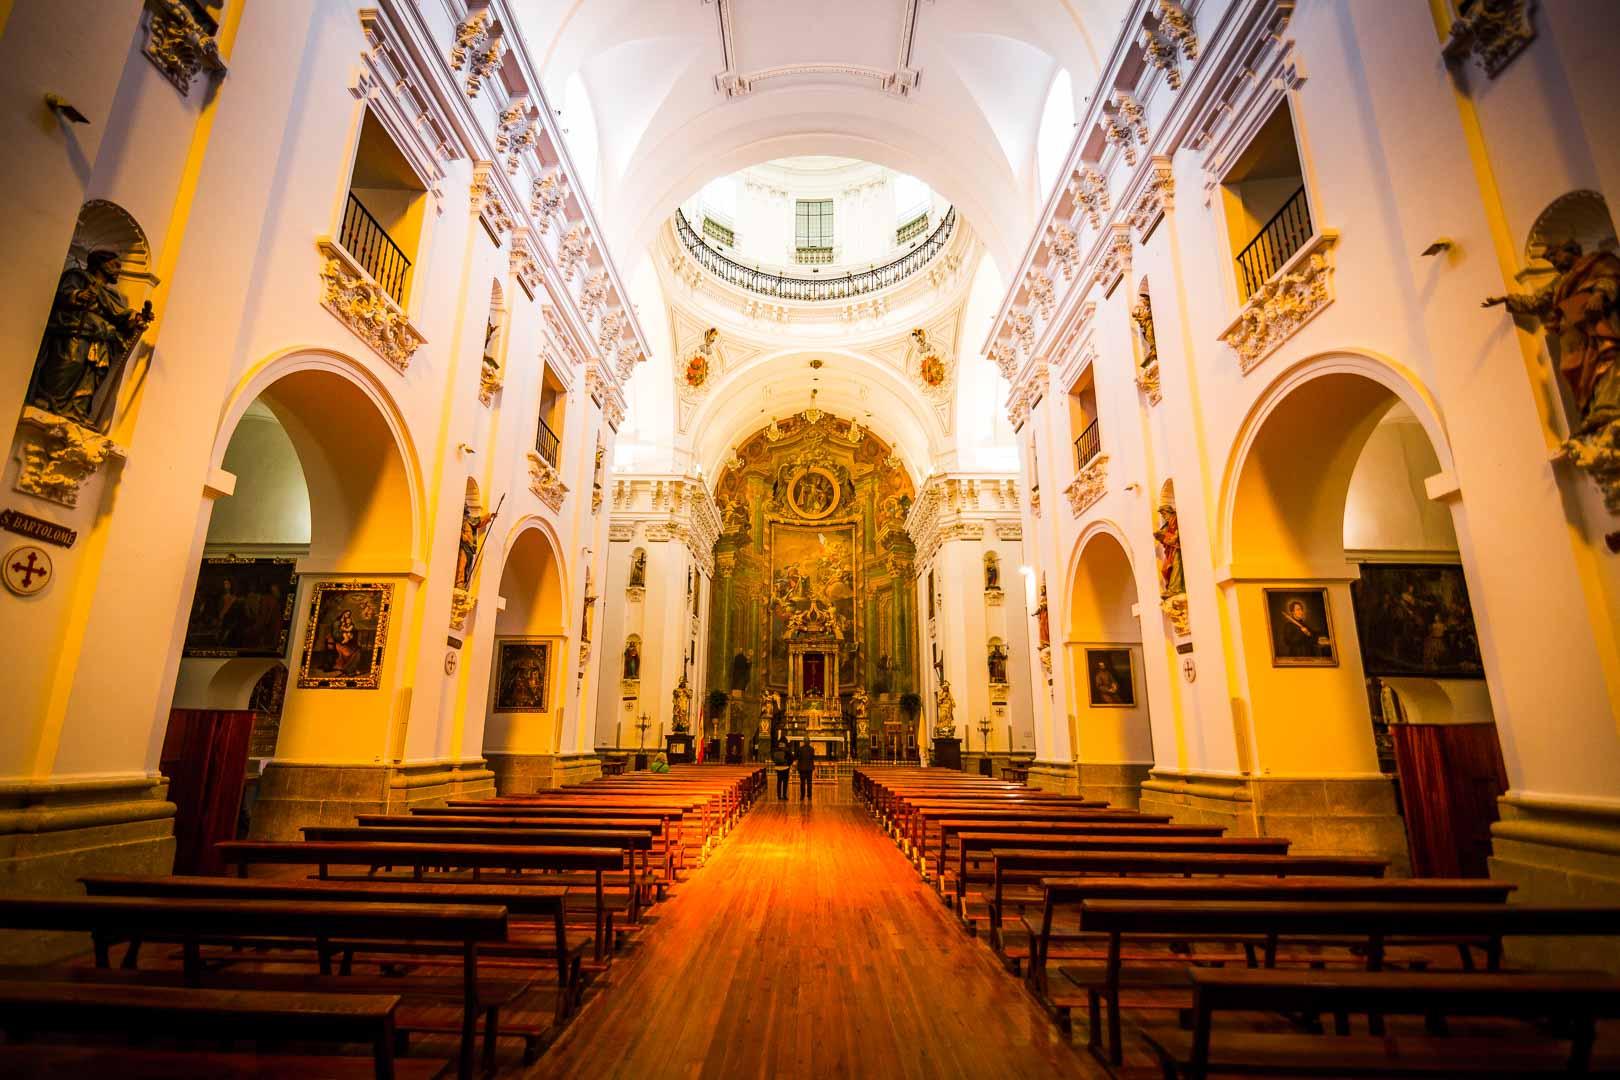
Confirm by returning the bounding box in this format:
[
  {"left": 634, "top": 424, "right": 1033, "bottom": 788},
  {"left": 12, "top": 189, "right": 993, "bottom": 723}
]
[
  {"left": 486, "top": 752, "right": 602, "bottom": 795},
  {"left": 1025, "top": 760, "right": 1081, "bottom": 794},
  {"left": 1078, "top": 762, "right": 1153, "bottom": 809},
  {"left": 1141, "top": 769, "right": 1410, "bottom": 874},
  {"left": 248, "top": 760, "right": 497, "bottom": 841},
  {"left": 1489, "top": 792, "right": 1620, "bottom": 971},
  {"left": 0, "top": 775, "right": 176, "bottom": 963}
]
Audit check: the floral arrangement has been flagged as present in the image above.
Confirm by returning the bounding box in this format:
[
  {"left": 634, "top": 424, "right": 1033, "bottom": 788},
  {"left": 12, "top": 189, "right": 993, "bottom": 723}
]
[
  {"left": 684, "top": 353, "right": 709, "bottom": 389},
  {"left": 919, "top": 352, "right": 946, "bottom": 388}
]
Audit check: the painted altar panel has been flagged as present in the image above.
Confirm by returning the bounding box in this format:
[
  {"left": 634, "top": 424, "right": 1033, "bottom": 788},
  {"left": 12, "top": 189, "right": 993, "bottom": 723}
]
[{"left": 769, "top": 522, "right": 857, "bottom": 685}]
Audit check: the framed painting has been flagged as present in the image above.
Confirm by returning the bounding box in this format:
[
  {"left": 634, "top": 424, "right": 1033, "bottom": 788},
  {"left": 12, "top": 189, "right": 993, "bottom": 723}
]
[
  {"left": 494, "top": 638, "right": 552, "bottom": 712},
  {"left": 296, "top": 581, "right": 392, "bottom": 689},
  {"left": 1084, "top": 648, "right": 1136, "bottom": 707},
  {"left": 1350, "top": 562, "right": 1484, "bottom": 678},
  {"left": 183, "top": 556, "right": 297, "bottom": 658},
  {"left": 1264, "top": 587, "right": 1338, "bottom": 667}
]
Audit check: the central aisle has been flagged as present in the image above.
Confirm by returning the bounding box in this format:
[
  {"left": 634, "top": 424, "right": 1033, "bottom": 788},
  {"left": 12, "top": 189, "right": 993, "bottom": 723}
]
[{"left": 532, "top": 790, "right": 1101, "bottom": 1079}]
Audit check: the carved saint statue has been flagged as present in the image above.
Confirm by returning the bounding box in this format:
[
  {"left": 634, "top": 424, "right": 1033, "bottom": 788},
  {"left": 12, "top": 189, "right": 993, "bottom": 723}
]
[
  {"left": 27, "top": 249, "right": 154, "bottom": 431},
  {"left": 757, "top": 688, "right": 781, "bottom": 738},
  {"left": 850, "top": 685, "right": 870, "bottom": 738},
  {"left": 1035, "top": 582, "right": 1051, "bottom": 654},
  {"left": 1153, "top": 502, "right": 1186, "bottom": 601},
  {"left": 581, "top": 566, "right": 596, "bottom": 644},
  {"left": 671, "top": 674, "right": 692, "bottom": 733},
  {"left": 481, "top": 314, "right": 501, "bottom": 383},
  {"left": 1485, "top": 239, "right": 1620, "bottom": 437},
  {"left": 988, "top": 643, "right": 1009, "bottom": 685},
  {"left": 628, "top": 550, "right": 647, "bottom": 589},
  {"left": 622, "top": 639, "right": 640, "bottom": 681},
  {"left": 454, "top": 502, "right": 496, "bottom": 591},
  {"left": 984, "top": 552, "right": 1000, "bottom": 590},
  {"left": 1131, "top": 291, "right": 1158, "bottom": 369},
  {"left": 934, "top": 679, "right": 957, "bottom": 737}
]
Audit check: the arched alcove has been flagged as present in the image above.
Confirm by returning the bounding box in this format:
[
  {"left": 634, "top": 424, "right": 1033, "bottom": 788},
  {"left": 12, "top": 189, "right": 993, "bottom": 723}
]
[{"left": 482, "top": 523, "right": 569, "bottom": 793}]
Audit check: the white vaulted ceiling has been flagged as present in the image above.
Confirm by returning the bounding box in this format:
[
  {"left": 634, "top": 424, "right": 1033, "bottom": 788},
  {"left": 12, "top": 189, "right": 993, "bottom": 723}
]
[{"left": 512, "top": 0, "right": 1127, "bottom": 274}]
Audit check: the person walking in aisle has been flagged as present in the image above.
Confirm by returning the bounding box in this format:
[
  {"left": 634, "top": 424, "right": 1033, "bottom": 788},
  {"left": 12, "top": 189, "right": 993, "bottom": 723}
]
[
  {"left": 771, "top": 737, "right": 791, "bottom": 800},
  {"left": 795, "top": 739, "right": 815, "bottom": 802}
]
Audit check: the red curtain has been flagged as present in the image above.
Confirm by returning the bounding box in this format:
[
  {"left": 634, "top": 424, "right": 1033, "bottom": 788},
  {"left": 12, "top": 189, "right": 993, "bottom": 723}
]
[
  {"left": 161, "top": 709, "right": 255, "bottom": 875},
  {"left": 1390, "top": 722, "right": 1508, "bottom": 878}
]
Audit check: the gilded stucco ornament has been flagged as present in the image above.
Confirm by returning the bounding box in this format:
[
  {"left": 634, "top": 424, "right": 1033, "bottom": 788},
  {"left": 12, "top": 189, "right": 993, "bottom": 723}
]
[
  {"left": 14, "top": 407, "right": 125, "bottom": 508},
  {"left": 1220, "top": 234, "right": 1337, "bottom": 373},
  {"left": 1047, "top": 224, "right": 1080, "bottom": 281},
  {"left": 1065, "top": 455, "right": 1109, "bottom": 517},
  {"left": 1443, "top": 0, "right": 1534, "bottom": 78},
  {"left": 141, "top": 0, "right": 227, "bottom": 96},
  {"left": 527, "top": 451, "right": 569, "bottom": 511},
  {"left": 530, "top": 172, "right": 567, "bottom": 234},
  {"left": 317, "top": 244, "right": 425, "bottom": 371},
  {"left": 988, "top": 341, "right": 1017, "bottom": 381},
  {"left": 450, "top": 9, "right": 504, "bottom": 98},
  {"left": 1026, "top": 272, "right": 1055, "bottom": 321},
  {"left": 1069, "top": 165, "right": 1110, "bottom": 229},
  {"left": 557, "top": 225, "right": 588, "bottom": 282}
]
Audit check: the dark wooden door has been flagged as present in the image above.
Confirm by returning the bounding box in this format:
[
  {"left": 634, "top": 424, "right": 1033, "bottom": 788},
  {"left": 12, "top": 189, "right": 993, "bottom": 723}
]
[
  {"left": 160, "top": 709, "right": 255, "bottom": 875},
  {"left": 1390, "top": 721, "right": 1508, "bottom": 878}
]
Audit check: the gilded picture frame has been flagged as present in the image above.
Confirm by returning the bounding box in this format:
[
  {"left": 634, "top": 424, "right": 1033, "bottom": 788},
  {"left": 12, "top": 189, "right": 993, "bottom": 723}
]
[
  {"left": 1263, "top": 587, "right": 1338, "bottom": 667},
  {"left": 493, "top": 638, "right": 553, "bottom": 713},
  {"left": 296, "top": 581, "right": 392, "bottom": 689},
  {"left": 1084, "top": 647, "right": 1136, "bottom": 708}
]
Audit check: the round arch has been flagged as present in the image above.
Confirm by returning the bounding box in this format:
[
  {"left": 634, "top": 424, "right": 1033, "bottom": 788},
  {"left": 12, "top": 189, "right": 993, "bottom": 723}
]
[
  {"left": 1063, "top": 518, "right": 1141, "bottom": 638},
  {"left": 492, "top": 515, "right": 571, "bottom": 637},
  {"left": 688, "top": 346, "right": 943, "bottom": 484},
  {"left": 1218, "top": 350, "right": 1456, "bottom": 573},
  {"left": 211, "top": 348, "right": 426, "bottom": 569}
]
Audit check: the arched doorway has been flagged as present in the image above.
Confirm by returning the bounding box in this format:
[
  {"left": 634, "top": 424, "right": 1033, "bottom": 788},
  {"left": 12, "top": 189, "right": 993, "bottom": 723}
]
[
  {"left": 1226, "top": 359, "right": 1503, "bottom": 872},
  {"left": 482, "top": 523, "right": 567, "bottom": 793},
  {"left": 1066, "top": 528, "right": 1153, "bottom": 808},
  {"left": 167, "top": 358, "right": 418, "bottom": 842}
]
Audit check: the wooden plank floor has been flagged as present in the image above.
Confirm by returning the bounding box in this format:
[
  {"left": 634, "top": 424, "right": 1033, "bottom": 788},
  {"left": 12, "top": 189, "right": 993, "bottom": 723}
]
[{"left": 529, "top": 793, "right": 1103, "bottom": 1079}]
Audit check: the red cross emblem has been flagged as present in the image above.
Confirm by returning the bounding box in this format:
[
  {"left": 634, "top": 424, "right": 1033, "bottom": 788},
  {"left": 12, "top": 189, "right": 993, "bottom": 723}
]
[{"left": 4, "top": 545, "right": 52, "bottom": 596}]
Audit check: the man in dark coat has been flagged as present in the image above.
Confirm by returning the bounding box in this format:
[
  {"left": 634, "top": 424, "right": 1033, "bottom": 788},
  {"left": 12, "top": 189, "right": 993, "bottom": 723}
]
[
  {"left": 795, "top": 740, "right": 816, "bottom": 802},
  {"left": 771, "top": 738, "right": 791, "bottom": 800}
]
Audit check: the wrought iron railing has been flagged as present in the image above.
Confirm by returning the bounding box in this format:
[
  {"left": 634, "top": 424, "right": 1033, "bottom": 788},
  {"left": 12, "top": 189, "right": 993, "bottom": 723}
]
[
  {"left": 340, "top": 191, "right": 412, "bottom": 302},
  {"left": 1234, "top": 185, "right": 1311, "bottom": 301},
  {"left": 702, "top": 216, "right": 735, "bottom": 247},
  {"left": 673, "top": 206, "right": 957, "bottom": 303},
  {"left": 896, "top": 212, "right": 929, "bottom": 245},
  {"left": 1075, "top": 418, "right": 1102, "bottom": 469},
  {"left": 535, "top": 417, "right": 560, "bottom": 468}
]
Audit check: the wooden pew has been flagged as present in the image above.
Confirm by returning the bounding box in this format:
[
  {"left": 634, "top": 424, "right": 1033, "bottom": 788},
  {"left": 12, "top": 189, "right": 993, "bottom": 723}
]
[
  {"left": 945, "top": 823, "right": 1227, "bottom": 913},
  {"left": 0, "top": 893, "right": 506, "bottom": 1080},
  {"left": 421, "top": 804, "right": 689, "bottom": 876},
  {"left": 1141, "top": 968, "right": 1620, "bottom": 1079},
  {"left": 1077, "top": 899, "right": 1620, "bottom": 1065},
  {"left": 81, "top": 873, "right": 584, "bottom": 1024},
  {"left": 0, "top": 981, "right": 438, "bottom": 1080},
  {"left": 217, "top": 840, "right": 623, "bottom": 964},
  {"left": 454, "top": 795, "right": 715, "bottom": 860},
  {"left": 367, "top": 816, "right": 677, "bottom": 893},
  {"left": 903, "top": 805, "right": 1143, "bottom": 865},
  {"left": 303, "top": 824, "right": 653, "bottom": 919},
  {"left": 935, "top": 831, "right": 1285, "bottom": 900}
]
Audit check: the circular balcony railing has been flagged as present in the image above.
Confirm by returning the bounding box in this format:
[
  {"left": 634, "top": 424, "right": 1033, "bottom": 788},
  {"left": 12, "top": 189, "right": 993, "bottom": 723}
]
[{"left": 672, "top": 206, "right": 957, "bottom": 303}]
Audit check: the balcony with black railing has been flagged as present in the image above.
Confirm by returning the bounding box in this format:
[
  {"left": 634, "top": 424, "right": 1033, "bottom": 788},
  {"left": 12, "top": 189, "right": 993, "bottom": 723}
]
[
  {"left": 1234, "top": 185, "right": 1312, "bottom": 301},
  {"left": 535, "top": 417, "right": 561, "bottom": 469},
  {"left": 339, "top": 191, "right": 412, "bottom": 303},
  {"left": 673, "top": 206, "right": 957, "bottom": 303},
  {"left": 1074, "top": 418, "right": 1102, "bottom": 470}
]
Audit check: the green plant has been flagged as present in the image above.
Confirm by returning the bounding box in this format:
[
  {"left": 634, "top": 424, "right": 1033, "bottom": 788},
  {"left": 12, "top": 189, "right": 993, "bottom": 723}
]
[{"left": 705, "top": 688, "right": 730, "bottom": 719}]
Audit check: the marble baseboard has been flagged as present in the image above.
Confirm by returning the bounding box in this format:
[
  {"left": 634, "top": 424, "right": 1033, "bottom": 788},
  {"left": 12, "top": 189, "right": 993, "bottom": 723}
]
[
  {"left": 1024, "top": 760, "right": 1080, "bottom": 795},
  {"left": 0, "top": 775, "right": 176, "bottom": 963},
  {"left": 1077, "top": 762, "right": 1153, "bottom": 810},
  {"left": 1489, "top": 792, "right": 1620, "bottom": 972},
  {"left": 249, "top": 760, "right": 496, "bottom": 840}
]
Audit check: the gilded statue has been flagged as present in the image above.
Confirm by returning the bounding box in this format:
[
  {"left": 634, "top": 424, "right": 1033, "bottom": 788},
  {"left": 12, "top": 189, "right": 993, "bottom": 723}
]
[
  {"left": 934, "top": 679, "right": 957, "bottom": 737},
  {"left": 27, "top": 249, "right": 154, "bottom": 431},
  {"left": 1485, "top": 239, "right": 1620, "bottom": 436},
  {"left": 628, "top": 550, "right": 647, "bottom": 589},
  {"left": 454, "top": 501, "right": 498, "bottom": 591},
  {"left": 671, "top": 674, "right": 692, "bottom": 733},
  {"left": 1153, "top": 502, "right": 1186, "bottom": 600},
  {"left": 758, "top": 688, "right": 781, "bottom": 737}
]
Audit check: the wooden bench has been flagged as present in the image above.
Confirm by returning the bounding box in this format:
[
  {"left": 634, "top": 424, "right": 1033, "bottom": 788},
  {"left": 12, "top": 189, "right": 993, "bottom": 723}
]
[
  {"left": 939, "top": 831, "right": 1284, "bottom": 903},
  {"left": 0, "top": 980, "right": 438, "bottom": 1080},
  {"left": 1001, "top": 766, "right": 1030, "bottom": 783},
  {"left": 903, "top": 805, "right": 1144, "bottom": 865},
  {"left": 1141, "top": 967, "right": 1620, "bottom": 1078},
  {"left": 1077, "top": 899, "right": 1620, "bottom": 1065},
  {"left": 304, "top": 824, "right": 654, "bottom": 917},
  {"left": 417, "top": 805, "right": 688, "bottom": 876},
  {"left": 0, "top": 893, "right": 506, "bottom": 1080},
  {"left": 81, "top": 873, "right": 584, "bottom": 1023},
  {"left": 383, "top": 812, "right": 681, "bottom": 886},
  {"left": 217, "top": 840, "right": 623, "bottom": 965}
]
